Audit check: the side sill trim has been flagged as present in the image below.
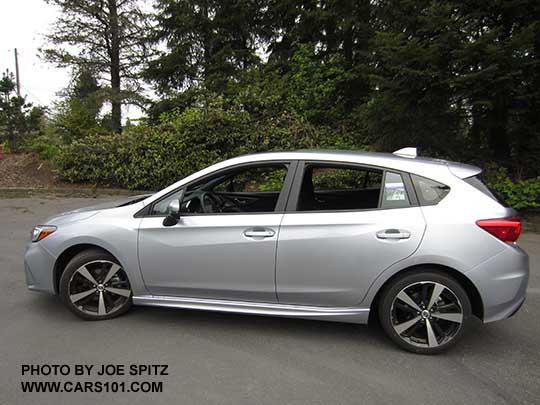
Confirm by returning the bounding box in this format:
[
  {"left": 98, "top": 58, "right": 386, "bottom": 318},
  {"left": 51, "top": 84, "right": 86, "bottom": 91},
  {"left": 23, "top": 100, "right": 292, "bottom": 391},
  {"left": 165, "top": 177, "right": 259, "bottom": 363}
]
[{"left": 133, "top": 295, "right": 370, "bottom": 324}]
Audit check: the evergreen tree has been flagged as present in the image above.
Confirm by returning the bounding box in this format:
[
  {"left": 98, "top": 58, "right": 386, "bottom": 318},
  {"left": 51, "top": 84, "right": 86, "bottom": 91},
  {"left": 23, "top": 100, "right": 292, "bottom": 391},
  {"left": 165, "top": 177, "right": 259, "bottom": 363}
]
[
  {"left": 143, "top": 0, "right": 539, "bottom": 176},
  {"left": 42, "top": 0, "right": 152, "bottom": 133},
  {"left": 363, "top": 0, "right": 462, "bottom": 155},
  {"left": 453, "top": 0, "right": 540, "bottom": 175},
  {"left": 0, "top": 71, "right": 33, "bottom": 149},
  {"left": 147, "top": 0, "right": 264, "bottom": 95},
  {"left": 264, "top": 0, "right": 373, "bottom": 113},
  {"left": 54, "top": 68, "right": 104, "bottom": 142}
]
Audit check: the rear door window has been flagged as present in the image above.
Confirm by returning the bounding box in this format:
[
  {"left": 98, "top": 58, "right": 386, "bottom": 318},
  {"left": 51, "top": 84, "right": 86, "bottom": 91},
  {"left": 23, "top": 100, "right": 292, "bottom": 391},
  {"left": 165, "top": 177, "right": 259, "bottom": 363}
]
[
  {"left": 297, "top": 165, "right": 383, "bottom": 211},
  {"left": 382, "top": 172, "right": 410, "bottom": 209}
]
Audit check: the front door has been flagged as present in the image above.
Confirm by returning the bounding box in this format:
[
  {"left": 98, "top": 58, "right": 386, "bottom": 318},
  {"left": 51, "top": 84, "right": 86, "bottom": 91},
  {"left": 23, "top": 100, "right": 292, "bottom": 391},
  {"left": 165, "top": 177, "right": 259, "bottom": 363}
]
[
  {"left": 138, "top": 162, "right": 294, "bottom": 302},
  {"left": 276, "top": 163, "right": 426, "bottom": 307}
]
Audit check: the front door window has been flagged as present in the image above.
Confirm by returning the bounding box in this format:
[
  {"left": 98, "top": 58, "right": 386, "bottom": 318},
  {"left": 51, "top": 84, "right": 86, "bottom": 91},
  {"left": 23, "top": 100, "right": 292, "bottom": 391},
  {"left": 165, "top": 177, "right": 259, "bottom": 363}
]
[{"left": 151, "top": 164, "right": 289, "bottom": 215}]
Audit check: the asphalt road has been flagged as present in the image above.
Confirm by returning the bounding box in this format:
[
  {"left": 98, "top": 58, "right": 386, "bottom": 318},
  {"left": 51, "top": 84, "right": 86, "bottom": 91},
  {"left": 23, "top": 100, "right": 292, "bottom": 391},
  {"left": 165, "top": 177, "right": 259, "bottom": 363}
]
[{"left": 1, "top": 197, "right": 539, "bottom": 404}]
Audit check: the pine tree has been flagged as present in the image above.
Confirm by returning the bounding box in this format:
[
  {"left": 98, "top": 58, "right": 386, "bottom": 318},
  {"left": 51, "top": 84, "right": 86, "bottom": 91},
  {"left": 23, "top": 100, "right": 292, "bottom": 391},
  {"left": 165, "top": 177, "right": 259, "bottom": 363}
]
[
  {"left": 0, "top": 71, "right": 33, "bottom": 148},
  {"left": 42, "top": 0, "right": 152, "bottom": 133},
  {"left": 54, "top": 68, "right": 104, "bottom": 142},
  {"left": 453, "top": 0, "right": 540, "bottom": 174},
  {"left": 361, "top": 1, "right": 462, "bottom": 154},
  {"left": 147, "top": 0, "right": 264, "bottom": 95}
]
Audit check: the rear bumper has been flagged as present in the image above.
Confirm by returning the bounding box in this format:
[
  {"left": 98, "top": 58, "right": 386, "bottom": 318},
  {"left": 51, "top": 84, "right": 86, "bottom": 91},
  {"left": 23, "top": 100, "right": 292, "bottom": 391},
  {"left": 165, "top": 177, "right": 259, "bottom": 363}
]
[
  {"left": 507, "top": 296, "right": 526, "bottom": 319},
  {"left": 466, "top": 244, "right": 529, "bottom": 323},
  {"left": 24, "top": 241, "right": 57, "bottom": 294}
]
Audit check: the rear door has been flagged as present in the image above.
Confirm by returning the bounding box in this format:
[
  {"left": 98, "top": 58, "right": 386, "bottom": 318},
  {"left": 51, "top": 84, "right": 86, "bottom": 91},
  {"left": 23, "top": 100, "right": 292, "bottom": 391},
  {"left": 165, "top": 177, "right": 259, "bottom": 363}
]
[{"left": 276, "top": 162, "right": 426, "bottom": 307}]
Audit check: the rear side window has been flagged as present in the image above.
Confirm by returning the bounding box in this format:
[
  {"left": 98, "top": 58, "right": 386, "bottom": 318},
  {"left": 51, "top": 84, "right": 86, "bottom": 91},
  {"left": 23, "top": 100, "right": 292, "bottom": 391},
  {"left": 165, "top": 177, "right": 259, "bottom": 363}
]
[
  {"left": 464, "top": 176, "right": 505, "bottom": 205},
  {"left": 297, "top": 165, "right": 383, "bottom": 211},
  {"left": 411, "top": 175, "right": 450, "bottom": 206},
  {"left": 382, "top": 172, "right": 410, "bottom": 209}
]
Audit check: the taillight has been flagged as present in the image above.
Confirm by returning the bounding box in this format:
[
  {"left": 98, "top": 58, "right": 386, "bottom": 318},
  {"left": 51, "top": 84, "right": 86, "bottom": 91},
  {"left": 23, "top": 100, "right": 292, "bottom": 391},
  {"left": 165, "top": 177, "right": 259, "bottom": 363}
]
[{"left": 476, "top": 216, "right": 521, "bottom": 243}]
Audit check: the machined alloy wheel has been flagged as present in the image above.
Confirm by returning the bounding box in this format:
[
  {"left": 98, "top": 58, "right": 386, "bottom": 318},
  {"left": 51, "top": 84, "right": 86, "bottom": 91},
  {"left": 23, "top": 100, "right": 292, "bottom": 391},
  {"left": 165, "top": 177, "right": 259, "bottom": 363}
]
[
  {"left": 391, "top": 281, "right": 463, "bottom": 348},
  {"left": 60, "top": 250, "right": 132, "bottom": 320},
  {"left": 379, "top": 271, "right": 471, "bottom": 354}
]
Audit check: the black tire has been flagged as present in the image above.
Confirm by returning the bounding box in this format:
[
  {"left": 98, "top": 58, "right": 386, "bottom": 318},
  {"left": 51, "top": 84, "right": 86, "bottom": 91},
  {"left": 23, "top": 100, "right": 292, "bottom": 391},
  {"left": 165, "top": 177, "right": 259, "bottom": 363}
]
[
  {"left": 378, "top": 270, "right": 472, "bottom": 354},
  {"left": 59, "top": 249, "right": 132, "bottom": 321}
]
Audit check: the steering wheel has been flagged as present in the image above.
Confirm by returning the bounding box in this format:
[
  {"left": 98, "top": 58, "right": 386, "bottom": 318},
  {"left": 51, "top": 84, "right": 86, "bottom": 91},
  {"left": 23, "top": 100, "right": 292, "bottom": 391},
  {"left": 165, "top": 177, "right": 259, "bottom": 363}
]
[
  {"left": 215, "top": 193, "right": 242, "bottom": 212},
  {"left": 198, "top": 191, "right": 221, "bottom": 213}
]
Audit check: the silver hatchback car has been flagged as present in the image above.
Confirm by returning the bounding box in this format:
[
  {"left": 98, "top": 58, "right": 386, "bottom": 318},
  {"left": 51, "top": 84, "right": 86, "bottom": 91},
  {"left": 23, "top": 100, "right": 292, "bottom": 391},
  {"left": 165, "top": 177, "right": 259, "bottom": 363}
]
[{"left": 24, "top": 149, "right": 529, "bottom": 354}]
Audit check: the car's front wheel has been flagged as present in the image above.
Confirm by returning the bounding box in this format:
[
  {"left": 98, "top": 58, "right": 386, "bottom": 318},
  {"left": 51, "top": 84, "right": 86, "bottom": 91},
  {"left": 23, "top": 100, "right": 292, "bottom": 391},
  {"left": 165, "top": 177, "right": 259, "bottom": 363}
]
[
  {"left": 59, "top": 249, "right": 132, "bottom": 320},
  {"left": 378, "top": 271, "right": 472, "bottom": 354}
]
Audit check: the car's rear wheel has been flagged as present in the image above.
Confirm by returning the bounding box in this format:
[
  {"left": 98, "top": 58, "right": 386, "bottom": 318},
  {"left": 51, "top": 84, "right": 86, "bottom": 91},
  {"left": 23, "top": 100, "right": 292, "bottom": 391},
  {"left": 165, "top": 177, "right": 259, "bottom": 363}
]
[
  {"left": 59, "top": 249, "right": 132, "bottom": 320},
  {"left": 378, "top": 271, "right": 471, "bottom": 354}
]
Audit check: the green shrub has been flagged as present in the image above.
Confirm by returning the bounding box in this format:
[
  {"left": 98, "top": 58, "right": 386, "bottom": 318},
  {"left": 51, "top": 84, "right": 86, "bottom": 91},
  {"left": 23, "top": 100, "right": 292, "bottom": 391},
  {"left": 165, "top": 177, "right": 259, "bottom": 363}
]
[
  {"left": 55, "top": 133, "right": 123, "bottom": 186},
  {"left": 485, "top": 167, "right": 540, "bottom": 210},
  {"left": 1, "top": 141, "right": 11, "bottom": 154},
  {"left": 29, "top": 134, "right": 61, "bottom": 160},
  {"left": 56, "top": 104, "right": 359, "bottom": 190},
  {"left": 112, "top": 106, "right": 254, "bottom": 190}
]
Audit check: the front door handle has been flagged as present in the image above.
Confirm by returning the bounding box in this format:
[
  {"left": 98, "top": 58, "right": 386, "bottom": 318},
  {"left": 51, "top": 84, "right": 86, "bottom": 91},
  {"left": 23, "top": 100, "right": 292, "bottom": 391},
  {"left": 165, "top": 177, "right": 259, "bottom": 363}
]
[
  {"left": 376, "top": 229, "right": 411, "bottom": 240},
  {"left": 244, "top": 228, "right": 275, "bottom": 238}
]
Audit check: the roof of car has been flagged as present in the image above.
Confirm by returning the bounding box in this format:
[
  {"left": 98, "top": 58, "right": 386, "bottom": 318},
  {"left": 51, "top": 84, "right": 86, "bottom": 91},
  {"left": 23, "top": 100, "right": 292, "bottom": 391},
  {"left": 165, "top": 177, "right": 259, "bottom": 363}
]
[{"left": 245, "top": 148, "right": 435, "bottom": 162}]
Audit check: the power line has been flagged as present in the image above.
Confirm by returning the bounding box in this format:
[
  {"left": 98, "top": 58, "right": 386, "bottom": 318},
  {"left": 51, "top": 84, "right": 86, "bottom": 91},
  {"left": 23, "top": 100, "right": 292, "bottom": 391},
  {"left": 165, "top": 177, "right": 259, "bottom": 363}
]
[{"left": 20, "top": 84, "right": 45, "bottom": 106}]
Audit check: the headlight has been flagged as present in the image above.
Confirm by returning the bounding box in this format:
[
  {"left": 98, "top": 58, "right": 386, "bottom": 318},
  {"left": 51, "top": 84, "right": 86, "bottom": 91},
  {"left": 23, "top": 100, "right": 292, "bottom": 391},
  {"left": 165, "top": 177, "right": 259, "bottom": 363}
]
[{"left": 31, "top": 226, "right": 57, "bottom": 242}]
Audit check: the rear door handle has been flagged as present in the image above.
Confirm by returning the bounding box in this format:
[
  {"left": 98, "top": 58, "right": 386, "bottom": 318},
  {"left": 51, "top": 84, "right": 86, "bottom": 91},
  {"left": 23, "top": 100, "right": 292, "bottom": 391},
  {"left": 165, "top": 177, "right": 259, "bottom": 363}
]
[
  {"left": 376, "top": 229, "right": 411, "bottom": 240},
  {"left": 244, "top": 228, "right": 275, "bottom": 238}
]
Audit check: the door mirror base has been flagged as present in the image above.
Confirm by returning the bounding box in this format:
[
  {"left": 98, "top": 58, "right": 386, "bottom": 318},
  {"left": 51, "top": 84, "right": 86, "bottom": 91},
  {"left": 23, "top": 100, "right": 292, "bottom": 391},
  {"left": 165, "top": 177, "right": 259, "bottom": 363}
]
[{"left": 163, "top": 215, "right": 178, "bottom": 227}]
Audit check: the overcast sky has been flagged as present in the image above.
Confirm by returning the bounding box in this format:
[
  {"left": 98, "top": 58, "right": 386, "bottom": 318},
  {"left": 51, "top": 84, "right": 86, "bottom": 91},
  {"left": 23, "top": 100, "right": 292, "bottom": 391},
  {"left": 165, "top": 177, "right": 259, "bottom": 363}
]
[
  {"left": 0, "top": 0, "right": 144, "bottom": 120},
  {"left": 0, "top": 0, "right": 69, "bottom": 107}
]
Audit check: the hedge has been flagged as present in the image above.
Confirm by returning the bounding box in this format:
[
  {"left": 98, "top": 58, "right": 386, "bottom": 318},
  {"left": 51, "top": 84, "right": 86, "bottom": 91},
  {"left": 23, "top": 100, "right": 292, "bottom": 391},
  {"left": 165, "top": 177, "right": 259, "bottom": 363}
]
[{"left": 55, "top": 105, "right": 360, "bottom": 190}]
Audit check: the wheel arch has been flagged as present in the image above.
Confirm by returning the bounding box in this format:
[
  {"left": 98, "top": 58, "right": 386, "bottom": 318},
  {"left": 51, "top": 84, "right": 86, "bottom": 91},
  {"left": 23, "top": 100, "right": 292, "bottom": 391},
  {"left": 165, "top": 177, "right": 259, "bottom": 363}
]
[
  {"left": 53, "top": 244, "right": 117, "bottom": 295},
  {"left": 368, "top": 264, "right": 484, "bottom": 323}
]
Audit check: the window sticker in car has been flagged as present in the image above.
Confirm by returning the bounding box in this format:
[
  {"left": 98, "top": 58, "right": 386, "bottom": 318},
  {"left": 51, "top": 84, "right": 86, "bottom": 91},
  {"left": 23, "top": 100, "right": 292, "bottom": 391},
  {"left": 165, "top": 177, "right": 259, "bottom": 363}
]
[{"left": 382, "top": 172, "right": 410, "bottom": 208}]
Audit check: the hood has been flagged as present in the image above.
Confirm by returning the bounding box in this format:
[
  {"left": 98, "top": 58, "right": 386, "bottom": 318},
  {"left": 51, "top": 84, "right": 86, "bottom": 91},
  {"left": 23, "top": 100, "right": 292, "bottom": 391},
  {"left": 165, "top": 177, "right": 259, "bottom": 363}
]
[{"left": 44, "top": 194, "right": 152, "bottom": 225}]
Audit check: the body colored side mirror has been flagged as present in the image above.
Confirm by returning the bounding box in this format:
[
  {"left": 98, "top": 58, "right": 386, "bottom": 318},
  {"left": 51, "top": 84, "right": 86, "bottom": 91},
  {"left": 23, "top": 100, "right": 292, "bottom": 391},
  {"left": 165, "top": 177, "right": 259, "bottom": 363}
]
[{"left": 167, "top": 199, "right": 180, "bottom": 216}]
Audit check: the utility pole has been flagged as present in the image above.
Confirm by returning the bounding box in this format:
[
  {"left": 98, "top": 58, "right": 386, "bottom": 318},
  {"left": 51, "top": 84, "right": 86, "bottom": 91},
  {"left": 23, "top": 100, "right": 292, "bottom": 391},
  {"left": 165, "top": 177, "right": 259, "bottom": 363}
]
[{"left": 14, "top": 48, "right": 21, "bottom": 97}]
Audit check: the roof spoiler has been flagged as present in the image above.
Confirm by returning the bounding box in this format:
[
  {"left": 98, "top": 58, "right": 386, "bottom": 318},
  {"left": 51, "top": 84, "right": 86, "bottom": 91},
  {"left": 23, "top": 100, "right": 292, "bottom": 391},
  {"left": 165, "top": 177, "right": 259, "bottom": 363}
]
[
  {"left": 393, "top": 147, "right": 417, "bottom": 159},
  {"left": 447, "top": 162, "right": 482, "bottom": 179},
  {"left": 392, "top": 147, "right": 482, "bottom": 178}
]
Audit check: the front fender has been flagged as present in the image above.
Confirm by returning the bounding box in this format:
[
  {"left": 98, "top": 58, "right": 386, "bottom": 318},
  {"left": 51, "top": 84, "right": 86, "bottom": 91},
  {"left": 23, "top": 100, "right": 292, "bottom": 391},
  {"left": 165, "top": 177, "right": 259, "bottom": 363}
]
[{"left": 40, "top": 208, "right": 150, "bottom": 296}]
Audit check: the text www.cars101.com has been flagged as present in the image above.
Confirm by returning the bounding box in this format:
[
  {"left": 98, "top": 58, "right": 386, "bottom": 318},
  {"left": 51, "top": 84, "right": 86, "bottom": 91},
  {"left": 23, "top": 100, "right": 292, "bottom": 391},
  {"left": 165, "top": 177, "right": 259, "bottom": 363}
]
[{"left": 21, "top": 380, "right": 163, "bottom": 393}]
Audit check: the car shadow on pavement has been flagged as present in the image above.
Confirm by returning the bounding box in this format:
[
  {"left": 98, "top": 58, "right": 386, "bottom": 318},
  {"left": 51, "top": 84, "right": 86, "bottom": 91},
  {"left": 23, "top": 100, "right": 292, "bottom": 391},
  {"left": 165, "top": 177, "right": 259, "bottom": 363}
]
[
  {"left": 136, "top": 304, "right": 384, "bottom": 339},
  {"left": 26, "top": 292, "right": 528, "bottom": 359}
]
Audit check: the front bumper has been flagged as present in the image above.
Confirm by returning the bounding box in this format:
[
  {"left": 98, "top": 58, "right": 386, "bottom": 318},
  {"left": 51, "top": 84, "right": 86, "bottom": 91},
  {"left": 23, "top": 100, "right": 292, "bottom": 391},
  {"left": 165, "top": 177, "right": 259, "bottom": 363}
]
[
  {"left": 24, "top": 241, "right": 57, "bottom": 294},
  {"left": 466, "top": 244, "right": 529, "bottom": 323}
]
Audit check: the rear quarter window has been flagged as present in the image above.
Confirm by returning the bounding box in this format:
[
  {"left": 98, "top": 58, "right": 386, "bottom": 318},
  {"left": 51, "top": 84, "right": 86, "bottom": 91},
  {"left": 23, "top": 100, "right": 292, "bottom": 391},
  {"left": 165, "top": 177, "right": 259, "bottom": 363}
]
[{"left": 411, "top": 175, "right": 450, "bottom": 206}]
